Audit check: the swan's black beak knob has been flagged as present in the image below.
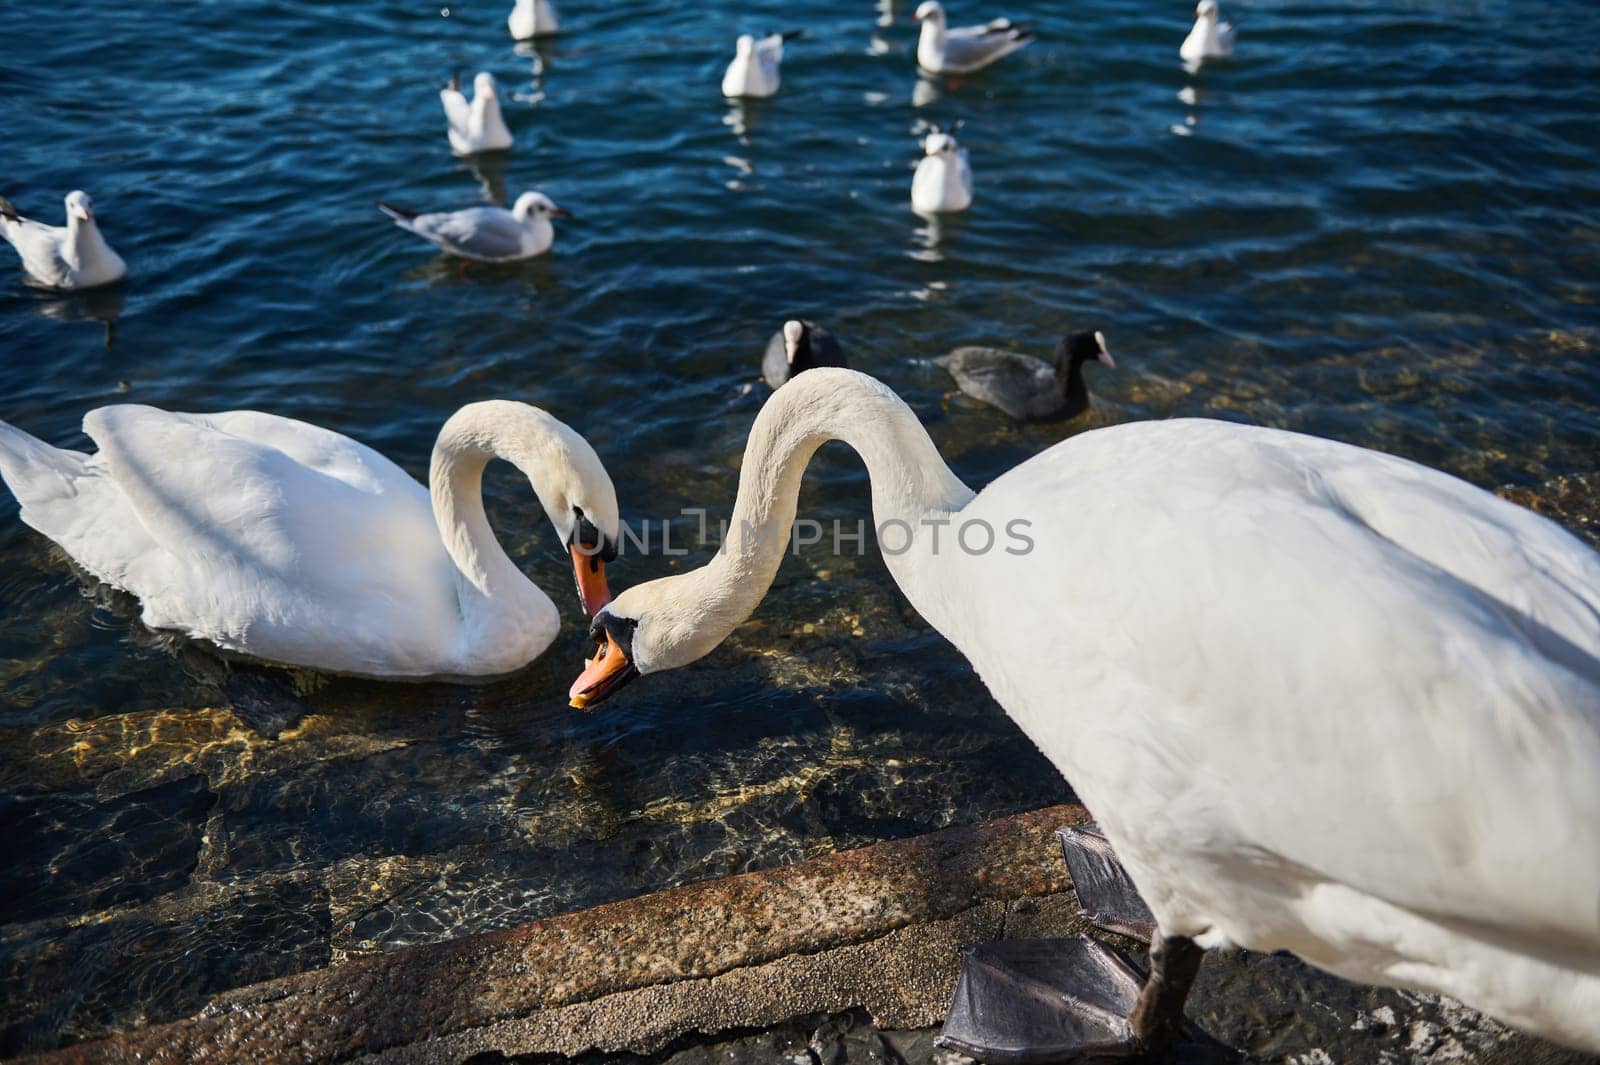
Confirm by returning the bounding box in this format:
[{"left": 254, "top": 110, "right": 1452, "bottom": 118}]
[{"left": 569, "top": 616, "right": 639, "bottom": 710}]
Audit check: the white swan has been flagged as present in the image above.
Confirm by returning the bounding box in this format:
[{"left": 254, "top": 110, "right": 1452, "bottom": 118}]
[
  {"left": 911, "top": 127, "right": 973, "bottom": 214},
  {"left": 912, "top": 0, "right": 1035, "bottom": 76},
  {"left": 0, "top": 402, "right": 619, "bottom": 679},
  {"left": 721, "top": 31, "right": 802, "bottom": 99},
  {"left": 508, "top": 0, "right": 559, "bottom": 40},
  {"left": 0, "top": 191, "right": 126, "bottom": 291},
  {"left": 441, "top": 72, "right": 514, "bottom": 156},
  {"left": 378, "top": 192, "right": 566, "bottom": 262},
  {"left": 568, "top": 368, "right": 1600, "bottom": 1054},
  {"left": 1180, "top": 0, "right": 1235, "bottom": 64}
]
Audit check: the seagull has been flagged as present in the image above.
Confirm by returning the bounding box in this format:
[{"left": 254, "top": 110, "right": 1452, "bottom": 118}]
[
  {"left": 912, "top": 0, "right": 1035, "bottom": 76},
  {"left": 1180, "top": 0, "right": 1236, "bottom": 63},
  {"left": 0, "top": 191, "right": 125, "bottom": 291},
  {"left": 911, "top": 124, "right": 973, "bottom": 214},
  {"left": 508, "top": 0, "right": 559, "bottom": 39},
  {"left": 721, "top": 30, "right": 804, "bottom": 99},
  {"left": 378, "top": 192, "right": 567, "bottom": 262},
  {"left": 441, "top": 72, "right": 513, "bottom": 156}
]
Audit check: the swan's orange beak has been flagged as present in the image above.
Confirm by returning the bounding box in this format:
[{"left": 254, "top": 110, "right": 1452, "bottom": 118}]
[
  {"left": 569, "top": 544, "right": 611, "bottom": 617},
  {"left": 569, "top": 628, "right": 634, "bottom": 709}
]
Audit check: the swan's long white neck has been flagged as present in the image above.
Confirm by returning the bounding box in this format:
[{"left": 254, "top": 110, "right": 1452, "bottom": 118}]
[
  {"left": 625, "top": 370, "right": 974, "bottom": 671},
  {"left": 428, "top": 401, "right": 575, "bottom": 610}
]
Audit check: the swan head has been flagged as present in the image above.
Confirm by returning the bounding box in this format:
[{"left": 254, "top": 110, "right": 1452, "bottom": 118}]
[
  {"left": 912, "top": 1, "right": 945, "bottom": 24},
  {"left": 539, "top": 433, "right": 619, "bottom": 617},
  {"left": 569, "top": 560, "right": 755, "bottom": 707},
  {"left": 1194, "top": 0, "right": 1219, "bottom": 21},
  {"left": 513, "top": 191, "right": 569, "bottom": 222},
  {"left": 735, "top": 33, "right": 756, "bottom": 55},
  {"left": 433, "top": 400, "right": 618, "bottom": 616},
  {"left": 65, "top": 190, "right": 94, "bottom": 223},
  {"left": 1057, "top": 329, "right": 1116, "bottom": 372}
]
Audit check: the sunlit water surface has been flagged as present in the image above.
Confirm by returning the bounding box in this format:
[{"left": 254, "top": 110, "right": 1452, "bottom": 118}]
[{"left": 1, "top": 0, "right": 1598, "bottom": 1052}]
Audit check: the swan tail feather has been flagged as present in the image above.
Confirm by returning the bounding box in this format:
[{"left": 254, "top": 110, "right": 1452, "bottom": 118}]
[{"left": 0, "top": 419, "right": 92, "bottom": 515}]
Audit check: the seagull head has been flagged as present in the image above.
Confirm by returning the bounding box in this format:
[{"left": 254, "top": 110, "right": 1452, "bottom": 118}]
[
  {"left": 513, "top": 191, "right": 569, "bottom": 222},
  {"left": 65, "top": 191, "right": 94, "bottom": 223},
  {"left": 735, "top": 34, "right": 756, "bottom": 55},
  {"left": 923, "top": 130, "right": 958, "bottom": 156},
  {"left": 473, "top": 71, "right": 499, "bottom": 97},
  {"left": 1195, "top": 0, "right": 1220, "bottom": 20},
  {"left": 912, "top": 1, "right": 945, "bottom": 24}
]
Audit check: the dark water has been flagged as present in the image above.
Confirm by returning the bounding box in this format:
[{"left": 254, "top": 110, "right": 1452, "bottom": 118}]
[{"left": 2, "top": 0, "right": 1599, "bottom": 1052}]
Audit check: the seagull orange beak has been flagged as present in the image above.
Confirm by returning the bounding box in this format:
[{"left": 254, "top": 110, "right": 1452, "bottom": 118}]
[
  {"left": 569, "top": 626, "right": 636, "bottom": 709},
  {"left": 569, "top": 543, "right": 611, "bottom": 617}
]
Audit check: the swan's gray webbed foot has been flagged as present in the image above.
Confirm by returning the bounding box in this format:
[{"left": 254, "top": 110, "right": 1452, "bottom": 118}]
[
  {"left": 935, "top": 933, "right": 1204, "bottom": 1063},
  {"left": 1057, "top": 822, "right": 1156, "bottom": 942}
]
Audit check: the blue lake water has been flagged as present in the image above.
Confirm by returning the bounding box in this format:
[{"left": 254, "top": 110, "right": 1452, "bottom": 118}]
[{"left": 2, "top": 0, "right": 1599, "bottom": 1052}]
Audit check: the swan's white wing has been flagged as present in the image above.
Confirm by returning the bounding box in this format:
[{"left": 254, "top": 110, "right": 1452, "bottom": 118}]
[
  {"left": 78, "top": 406, "right": 460, "bottom": 670},
  {"left": 960, "top": 419, "right": 1600, "bottom": 951},
  {"left": 440, "top": 86, "right": 471, "bottom": 137},
  {"left": 409, "top": 207, "right": 529, "bottom": 261},
  {"left": 0, "top": 419, "right": 157, "bottom": 589}
]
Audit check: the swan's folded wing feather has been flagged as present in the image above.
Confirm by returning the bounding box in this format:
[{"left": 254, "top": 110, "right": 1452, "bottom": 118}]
[
  {"left": 81, "top": 406, "right": 447, "bottom": 644},
  {"left": 976, "top": 420, "right": 1600, "bottom": 948},
  {"left": 0, "top": 418, "right": 158, "bottom": 592}
]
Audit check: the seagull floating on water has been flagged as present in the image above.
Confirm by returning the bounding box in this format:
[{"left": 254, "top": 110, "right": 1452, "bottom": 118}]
[
  {"left": 912, "top": 1, "right": 1035, "bottom": 75},
  {"left": 0, "top": 191, "right": 125, "bottom": 291},
  {"left": 763, "top": 319, "right": 848, "bottom": 390},
  {"left": 912, "top": 124, "right": 973, "bottom": 214},
  {"left": 721, "top": 30, "right": 803, "bottom": 99},
  {"left": 379, "top": 192, "right": 567, "bottom": 262},
  {"left": 1180, "top": 0, "right": 1235, "bottom": 63},
  {"left": 508, "top": 0, "right": 559, "bottom": 39},
  {"left": 441, "top": 72, "right": 513, "bottom": 156}
]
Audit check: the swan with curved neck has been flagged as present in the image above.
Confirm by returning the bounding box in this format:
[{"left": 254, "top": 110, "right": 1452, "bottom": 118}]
[
  {"left": 570, "top": 368, "right": 1600, "bottom": 1054},
  {"left": 0, "top": 400, "right": 617, "bottom": 678}
]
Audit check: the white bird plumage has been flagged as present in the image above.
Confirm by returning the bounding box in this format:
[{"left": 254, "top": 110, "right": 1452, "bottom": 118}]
[
  {"left": 1180, "top": 0, "right": 1235, "bottom": 64},
  {"left": 721, "top": 31, "right": 798, "bottom": 99},
  {"left": 574, "top": 370, "right": 1600, "bottom": 1052},
  {"left": 912, "top": 0, "right": 1035, "bottom": 75},
  {"left": 441, "top": 71, "right": 514, "bottom": 156},
  {"left": 378, "top": 191, "right": 566, "bottom": 262},
  {"left": 508, "top": 0, "right": 559, "bottom": 40},
  {"left": 0, "top": 402, "right": 619, "bottom": 679},
  {"left": 0, "top": 191, "right": 126, "bottom": 291},
  {"left": 912, "top": 129, "right": 973, "bottom": 213}
]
